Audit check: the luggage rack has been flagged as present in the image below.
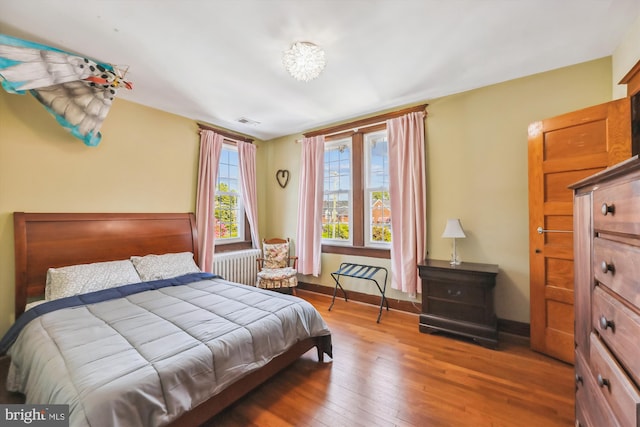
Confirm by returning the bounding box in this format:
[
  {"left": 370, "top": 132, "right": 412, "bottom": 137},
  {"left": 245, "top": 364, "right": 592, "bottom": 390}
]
[{"left": 328, "top": 262, "right": 389, "bottom": 323}]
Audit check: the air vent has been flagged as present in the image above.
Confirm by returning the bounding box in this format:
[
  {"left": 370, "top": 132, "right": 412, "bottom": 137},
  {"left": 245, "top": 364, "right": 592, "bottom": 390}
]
[{"left": 237, "top": 117, "right": 260, "bottom": 126}]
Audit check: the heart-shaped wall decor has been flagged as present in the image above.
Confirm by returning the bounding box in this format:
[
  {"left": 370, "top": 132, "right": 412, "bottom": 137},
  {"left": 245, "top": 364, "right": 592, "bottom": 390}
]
[{"left": 276, "top": 169, "right": 290, "bottom": 188}]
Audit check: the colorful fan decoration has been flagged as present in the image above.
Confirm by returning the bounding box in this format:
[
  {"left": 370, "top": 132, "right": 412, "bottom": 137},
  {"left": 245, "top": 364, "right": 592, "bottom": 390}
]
[{"left": 0, "top": 34, "right": 132, "bottom": 146}]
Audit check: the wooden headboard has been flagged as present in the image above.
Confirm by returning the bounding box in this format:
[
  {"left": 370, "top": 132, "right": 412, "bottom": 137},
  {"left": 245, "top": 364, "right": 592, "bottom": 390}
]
[{"left": 13, "top": 212, "right": 199, "bottom": 317}]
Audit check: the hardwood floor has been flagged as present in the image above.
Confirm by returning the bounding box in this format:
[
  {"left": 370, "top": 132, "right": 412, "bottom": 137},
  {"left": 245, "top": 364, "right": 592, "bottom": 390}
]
[
  {"left": 212, "top": 290, "right": 574, "bottom": 427},
  {"left": 1, "top": 290, "right": 574, "bottom": 426}
]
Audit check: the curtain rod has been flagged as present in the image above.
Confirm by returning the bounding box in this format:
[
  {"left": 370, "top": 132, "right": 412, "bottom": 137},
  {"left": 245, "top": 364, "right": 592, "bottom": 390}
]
[
  {"left": 302, "top": 103, "right": 427, "bottom": 139},
  {"left": 197, "top": 123, "right": 254, "bottom": 144},
  {"left": 325, "top": 120, "right": 386, "bottom": 138},
  {"left": 296, "top": 121, "right": 385, "bottom": 143}
]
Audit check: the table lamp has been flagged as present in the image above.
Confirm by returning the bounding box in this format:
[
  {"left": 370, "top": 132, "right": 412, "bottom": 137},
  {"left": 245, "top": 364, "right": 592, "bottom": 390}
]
[{"left": 441, "top": 218, "right": 466, "bottom": 265}]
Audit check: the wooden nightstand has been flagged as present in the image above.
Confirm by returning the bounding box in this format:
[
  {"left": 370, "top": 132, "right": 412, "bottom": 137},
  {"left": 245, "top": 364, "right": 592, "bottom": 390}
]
[{"left": 417, "top": 259, "right": 499, "bottom": 349}]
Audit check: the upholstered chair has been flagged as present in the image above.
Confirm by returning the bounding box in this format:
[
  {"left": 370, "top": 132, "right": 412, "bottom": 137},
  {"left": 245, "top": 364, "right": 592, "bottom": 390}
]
[{"left": 256, "top": 238, "right": 298, "bottom": 294}]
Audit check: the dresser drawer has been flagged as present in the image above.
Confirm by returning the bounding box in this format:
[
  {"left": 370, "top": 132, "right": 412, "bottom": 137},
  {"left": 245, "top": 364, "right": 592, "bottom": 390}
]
[
  {"left": 589, "top": 334, "right": 640, "bottom": 427},
  {"left": 593, "top": 286, "right": 640, "bottom": 388},
  {"left": 593, "top": 237, "right": 640, "bottom": 307},
  {"left": 575, "top": 351, "right": 621, "bottom": 427},
  {"left": 593, "top": 179, "right": 640, "bottom": 236}
]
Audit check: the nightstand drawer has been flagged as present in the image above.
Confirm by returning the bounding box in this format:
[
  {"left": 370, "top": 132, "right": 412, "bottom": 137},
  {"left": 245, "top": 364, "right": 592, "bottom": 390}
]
[
  {"left": 427, "top": 280, "right": 485, "bottom": 306},
  {"left": 593, "top": 179, "right": 640, "bottom": 236},
  {"left": 593, "top": 237, "right": 640, "bottom": 307},
  {"left": 589, "top": 334, "right": 640, "bottom": 427},
  {"left": 426, "top": 298, "right": 487, "bottom": 324}
]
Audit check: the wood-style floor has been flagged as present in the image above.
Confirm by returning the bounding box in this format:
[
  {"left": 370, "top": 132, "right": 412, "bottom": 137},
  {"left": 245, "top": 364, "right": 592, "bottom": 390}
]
[
  {"left": 212, "top": 290, "right": 574, "bottom": 427},
  {"left": 1, "top": 290, "right": 575, "bottom": 426}
]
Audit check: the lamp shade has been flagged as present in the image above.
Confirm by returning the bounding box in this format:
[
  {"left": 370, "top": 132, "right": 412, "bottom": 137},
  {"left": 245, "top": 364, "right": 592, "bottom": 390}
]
[{"left": 441, "top": 219, "right": 466, "bottom": 239}]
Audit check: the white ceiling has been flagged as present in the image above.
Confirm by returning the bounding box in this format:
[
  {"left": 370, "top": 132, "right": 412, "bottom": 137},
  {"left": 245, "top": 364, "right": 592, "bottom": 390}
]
[{"left": 1, "top": 0, "right": 639, "bottom": 141}]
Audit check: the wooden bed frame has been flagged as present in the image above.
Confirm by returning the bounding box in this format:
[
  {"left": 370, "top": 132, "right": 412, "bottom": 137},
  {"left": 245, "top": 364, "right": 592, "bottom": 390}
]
[{"left": 12, "top": 212, "right": 331, "bottom": 426}]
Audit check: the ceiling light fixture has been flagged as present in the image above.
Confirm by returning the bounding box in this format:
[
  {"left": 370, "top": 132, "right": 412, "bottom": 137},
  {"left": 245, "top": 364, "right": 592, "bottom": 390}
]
[{"left": 282, "top": 41, "right": 326, "bottom": 82}]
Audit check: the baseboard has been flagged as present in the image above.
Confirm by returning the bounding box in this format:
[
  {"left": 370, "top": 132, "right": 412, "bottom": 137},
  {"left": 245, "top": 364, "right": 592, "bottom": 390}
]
[
  {"left": 497, "top": 318, "right": 530, "bottom": 338},
  {"left": 298, "top": 281, "right": 530, "bottom": 338}
]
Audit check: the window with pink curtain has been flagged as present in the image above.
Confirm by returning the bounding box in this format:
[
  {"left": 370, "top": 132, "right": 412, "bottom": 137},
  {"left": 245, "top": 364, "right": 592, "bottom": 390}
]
[
  {"left": 196, "top": 129, "right": 260, "bottom": 273},
  {"left": 299, "top": 108, "right": 426, "bottom": 293}
]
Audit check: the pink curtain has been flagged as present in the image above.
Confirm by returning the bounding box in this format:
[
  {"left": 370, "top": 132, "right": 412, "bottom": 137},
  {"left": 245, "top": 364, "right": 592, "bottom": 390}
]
[
  {"left": 238, "top": 140, "right": 260, "bottom": 249},
  {"left": 296, "top": 135, "right": 325, "bottom": 276},
  {"left": 195, "top": 129, "right": 223, "bottom": 272},
  {"left": 388, "top": 112, "right": 427, "bottom": 294}
]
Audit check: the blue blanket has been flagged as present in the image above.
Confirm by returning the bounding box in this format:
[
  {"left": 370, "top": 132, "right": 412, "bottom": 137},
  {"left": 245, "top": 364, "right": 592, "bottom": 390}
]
[{"left": 0, "top": 272, "right": 218, "bottom": 355}]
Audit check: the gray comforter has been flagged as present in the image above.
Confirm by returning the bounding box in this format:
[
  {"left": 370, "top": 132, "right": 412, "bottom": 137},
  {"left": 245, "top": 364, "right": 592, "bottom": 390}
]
[{"left": 6, "top": 277, "right": 331, "bottom": 426}]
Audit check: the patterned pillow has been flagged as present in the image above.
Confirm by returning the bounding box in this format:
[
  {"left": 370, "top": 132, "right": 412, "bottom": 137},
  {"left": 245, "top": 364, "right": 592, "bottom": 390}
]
[
  {"left": 263, "top": 242, "right": 289, "bottom": 269},
  {"left": 45, "top": 260, "right": 142, "bottom": 301},
  {"left": 131, "top": 252, "right": 200, "bottom": 281}
]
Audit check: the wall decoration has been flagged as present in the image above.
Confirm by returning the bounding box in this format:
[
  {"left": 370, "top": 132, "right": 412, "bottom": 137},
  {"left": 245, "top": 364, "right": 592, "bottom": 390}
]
[
  {"left": 0, "top": 34, "right": 132, "bottom": 146},
  {"left": 276, "top": 169, "right": 290, "bottom": 188}
]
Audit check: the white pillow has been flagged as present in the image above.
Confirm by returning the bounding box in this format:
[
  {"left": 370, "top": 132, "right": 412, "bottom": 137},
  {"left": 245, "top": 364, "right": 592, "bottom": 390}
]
[
  {"left": 130, "top": 252, "right": 200, "bottom": 281},
  {"left": 45, "top": 260, "right": 142, "bottom": 301}
]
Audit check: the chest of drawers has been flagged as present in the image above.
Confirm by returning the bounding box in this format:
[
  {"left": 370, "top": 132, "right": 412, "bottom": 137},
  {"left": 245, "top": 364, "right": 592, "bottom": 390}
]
[{"left": 571, "top": 155, "right": 640, "bottom": 426}]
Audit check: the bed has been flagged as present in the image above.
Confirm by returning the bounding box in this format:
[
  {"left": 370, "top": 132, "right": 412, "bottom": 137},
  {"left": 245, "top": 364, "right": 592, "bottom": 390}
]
[{"left": 4, "top": 212, "right": 332, "bottom": 426}]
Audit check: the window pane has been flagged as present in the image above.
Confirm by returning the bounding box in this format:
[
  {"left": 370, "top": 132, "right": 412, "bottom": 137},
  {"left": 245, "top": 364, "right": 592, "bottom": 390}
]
[
  {"left": 365, "top": 131, "right": 391, "bottom": 245},
  {"left": 322, "top": 139, "right": 352, "bottom": 243},
  {"left": 215, "top": 145, "right": 244, "bottom": 242},
  {"left": 370, "top": 190, "right": 391, "bottom": 243}
]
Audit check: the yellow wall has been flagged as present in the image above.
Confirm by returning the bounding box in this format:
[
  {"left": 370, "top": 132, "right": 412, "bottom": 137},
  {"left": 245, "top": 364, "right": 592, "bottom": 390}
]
[
  {"left": 262, "top": 58, "right": 613, "bottom": 323},
  {"left": 0, "top": 91, "right": 200, "bottom": 333},
  {"left": 0, "top": 55, "right": 631, "bottom": 335}
]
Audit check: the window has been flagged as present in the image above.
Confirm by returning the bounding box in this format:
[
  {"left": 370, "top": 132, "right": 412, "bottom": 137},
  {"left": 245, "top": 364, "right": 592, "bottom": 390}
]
[
  {"left": 321, "top": 126, "right": 392, "bottom": 255},
  {"left": 215, "top": 144, "right": 244, "bottom": 243},
  {"left": 305, "top": 103, "right": 427, "bottom": 258},
  {"left": 364, "top": 130, "right": 391, "bottom": 247},
  {"left": 322, "top": 138, "right": 352, "bottom": 244}
]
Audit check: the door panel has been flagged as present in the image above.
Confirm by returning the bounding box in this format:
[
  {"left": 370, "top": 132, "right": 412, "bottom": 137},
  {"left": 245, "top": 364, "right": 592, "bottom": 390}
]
[{"left": 528, "top": 99, "right": 630, "bottom": 363}]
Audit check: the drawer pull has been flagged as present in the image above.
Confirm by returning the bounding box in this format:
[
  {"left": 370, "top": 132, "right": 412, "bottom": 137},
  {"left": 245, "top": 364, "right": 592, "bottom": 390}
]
[
  {"left": 575, "top": 374, "right": 583, "bottom": 386},
  {"left": 599, "top": 315, "right": 615, "bottom": 331},
  {"left": 447, "top": 289, "right": 462, "bottom": 297},
  {"left": 600, "top": 261, "right": 614, "bottom": 274},
  {"left": 600, "top": 203, "right": 615, "bottom": 216},
  {"left": 596, "top": 374, "right": 610, "bottom": 389}
]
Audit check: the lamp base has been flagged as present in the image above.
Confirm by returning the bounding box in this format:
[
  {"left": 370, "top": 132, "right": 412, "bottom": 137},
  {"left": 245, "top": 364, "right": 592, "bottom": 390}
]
[{"left": 450, "top": 239, "right": 461, "bottom": 265}]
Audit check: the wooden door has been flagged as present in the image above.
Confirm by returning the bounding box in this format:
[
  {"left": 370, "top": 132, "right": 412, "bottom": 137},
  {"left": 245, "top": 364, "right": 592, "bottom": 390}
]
[{"left": 528, "top": 99, "right": 630, "bottom": 363}]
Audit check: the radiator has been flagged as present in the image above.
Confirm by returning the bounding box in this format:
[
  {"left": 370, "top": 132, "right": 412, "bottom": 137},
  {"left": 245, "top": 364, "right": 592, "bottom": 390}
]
[{"left": 211, "top": 248, "right": 261, "bottom": 286}]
